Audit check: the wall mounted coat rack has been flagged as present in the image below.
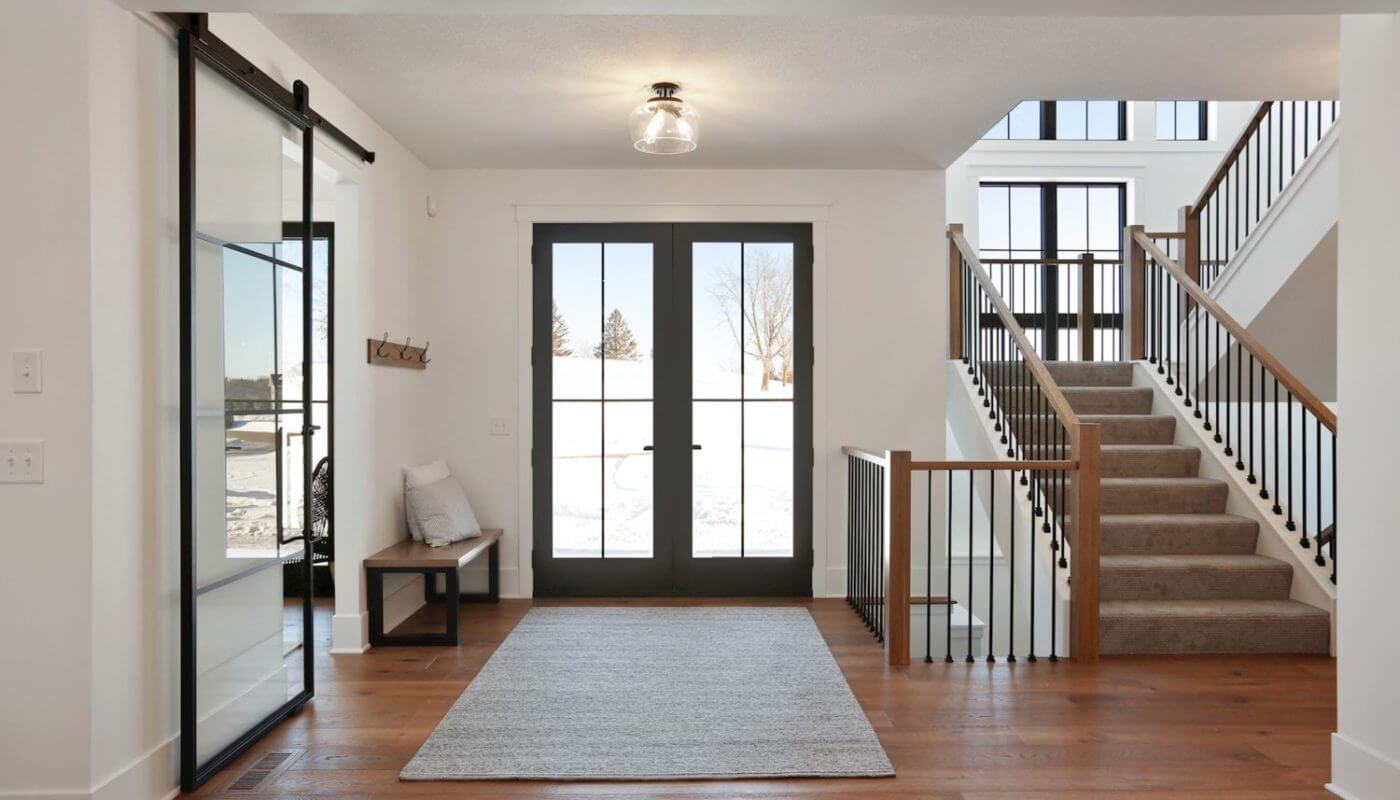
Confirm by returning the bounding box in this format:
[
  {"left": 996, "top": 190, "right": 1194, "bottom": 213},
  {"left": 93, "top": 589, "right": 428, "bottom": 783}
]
[{"left": 367, "top": 333, "right": 429, "bottom": 370}]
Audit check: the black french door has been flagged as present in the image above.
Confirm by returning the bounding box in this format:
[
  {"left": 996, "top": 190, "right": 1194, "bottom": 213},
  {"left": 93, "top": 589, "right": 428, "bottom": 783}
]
[{"left": 532, "top": 223, "right": 813, "bottom": 596}]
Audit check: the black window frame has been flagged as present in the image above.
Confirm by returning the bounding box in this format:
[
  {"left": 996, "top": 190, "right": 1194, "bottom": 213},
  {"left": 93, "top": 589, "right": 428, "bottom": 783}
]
[
  {"left": 976, "top": 181, "right": 1128, "bottom": 360},
  {"left": 1156, "top": 100, "right": 1210, "bottom": 141},
  {"left": 983, "top": 101, "right": 1128, "bottom": 142}
]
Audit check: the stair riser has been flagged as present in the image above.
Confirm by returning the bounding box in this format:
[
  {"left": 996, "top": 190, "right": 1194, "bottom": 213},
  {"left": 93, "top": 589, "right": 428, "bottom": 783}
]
[
  {"left": 1102, "top": 525, "right": 1258, "bottom": 555},
  {"left": 1043, "top": 361, "right": 1135, "bottom": 387},
  {"left": 1101, "top": 566, "right": 1292, "bottom": 601},
  {"left": 1101, "top": 616, "right": 1329, "bottom": 655},
  {"left": 1101, "top": 449, "right": 1200, "bottom": 478},
  {"left": 993, "top": 387, "right": 1155, "bottom": 415},
  {"left": 1007, "top": 416, "right": 1175, "bottom": 445},
  {"left": 1101, "top": 483, "right": 1227, "bottom": 514}
]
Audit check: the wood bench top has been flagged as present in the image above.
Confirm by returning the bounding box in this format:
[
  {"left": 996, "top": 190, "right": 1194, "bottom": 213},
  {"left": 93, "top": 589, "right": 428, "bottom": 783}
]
[{"left": 364, "top": 529, "right": 501, "bottom": 569}]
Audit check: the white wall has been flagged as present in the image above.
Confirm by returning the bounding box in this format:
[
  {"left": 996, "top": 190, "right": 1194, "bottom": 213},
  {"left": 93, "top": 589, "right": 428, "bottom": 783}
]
[
  {"left": 948, "top": 101, "right": 1258, "bottom": 242},
  {"left": 0, "top": 1, "right": 97, "bottom": 794},
  {"left": 1332, "top": 15, "right": 1400, "bottom": 799},
  {"left": 425, "top": 169, "right": 945, "bottom": 598},
  {"left": 0, "top": 4, "right": 435, "bottom": 798}
]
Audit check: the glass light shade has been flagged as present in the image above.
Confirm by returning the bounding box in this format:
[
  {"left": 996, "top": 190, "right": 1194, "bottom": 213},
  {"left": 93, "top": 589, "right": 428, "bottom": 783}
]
[{"left": 629, "top": 97, "right": 699, "bottom": 155}]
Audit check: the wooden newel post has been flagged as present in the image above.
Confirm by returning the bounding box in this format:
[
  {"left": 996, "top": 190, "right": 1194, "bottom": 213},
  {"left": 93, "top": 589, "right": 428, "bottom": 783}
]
[
  {"left": 1123, "top": 224, "right": 1146, "bottom": 361},
  {"left": 1181, "top": 205, "right": 1201, "bottom": 310},
  {"left": 884, "top": 450, "right": 912, "bottom": 667},
  {"left": 1078, "top": 252, "right": 1095, "bottom": 361},
  {"left": 1069, "top": 424, "right": 1102, "bottom": 663},
  {"left": 948, "top": 224, "right": 964, "bottom": 361}
]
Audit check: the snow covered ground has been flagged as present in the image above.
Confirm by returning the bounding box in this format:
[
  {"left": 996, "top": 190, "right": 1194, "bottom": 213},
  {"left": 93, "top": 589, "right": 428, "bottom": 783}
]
[{"left": 551, "top": 355, "right": 794, "bottom": 559}]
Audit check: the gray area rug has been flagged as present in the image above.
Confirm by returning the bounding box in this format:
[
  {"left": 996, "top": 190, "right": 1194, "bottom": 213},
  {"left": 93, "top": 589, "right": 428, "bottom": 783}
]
[{"left": 401, "top": 607, "right": 894, "bottom": 781}]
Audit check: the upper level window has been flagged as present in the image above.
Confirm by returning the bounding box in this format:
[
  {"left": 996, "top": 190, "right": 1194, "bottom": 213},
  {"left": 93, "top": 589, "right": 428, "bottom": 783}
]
[
  {"left": 983, "top": 101, "right": 1127, "bottom": 141},
  {"left": 1156, "top": 101, "right": 1208, "bottom": 141}
]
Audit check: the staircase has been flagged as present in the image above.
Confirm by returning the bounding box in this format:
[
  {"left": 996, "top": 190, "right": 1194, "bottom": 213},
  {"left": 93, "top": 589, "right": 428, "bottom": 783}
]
[{"left": 998, "top": 361, "right": 1330, "bottom": 655}]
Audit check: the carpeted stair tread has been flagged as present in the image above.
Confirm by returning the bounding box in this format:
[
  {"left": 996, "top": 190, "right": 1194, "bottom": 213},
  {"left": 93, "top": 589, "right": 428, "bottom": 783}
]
[
  {"left": 1101, "top": 513, "right": 1259, "bottom": 555},
  {"left": 1006, "top": 414, "right": 1176, "bottom": 445},
  {"left": 995, "top": 386, "right": 1154, "bottom": 415},
  {"left": 1100, "top": 600, "right": 1330, "bottom": 654},
  {"left": 1101, "top": 477, "right": 1229, "bottom": 514},
  {"left": 1042, "top": 361, "right": 1135, "bottom": 387},
  {"left": 1100, "top": 554, "right": 1293, "bottom": 601}
]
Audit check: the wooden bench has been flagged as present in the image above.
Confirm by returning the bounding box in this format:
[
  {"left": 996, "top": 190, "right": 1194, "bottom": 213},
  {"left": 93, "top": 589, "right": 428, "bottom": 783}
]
[{"left": 363, "top": 529, "right": 501, "bottom": 647}]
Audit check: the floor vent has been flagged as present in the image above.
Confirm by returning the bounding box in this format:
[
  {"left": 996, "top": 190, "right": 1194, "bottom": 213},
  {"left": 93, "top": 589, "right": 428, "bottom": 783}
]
[{"left": 225, "top": 749, "right": 302, "bottom": 793}]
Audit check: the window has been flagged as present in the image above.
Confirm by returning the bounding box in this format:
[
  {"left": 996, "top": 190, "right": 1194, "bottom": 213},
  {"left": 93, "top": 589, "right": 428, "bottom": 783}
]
[
  {"left": 1156, "top": 101, "right": 1208, "bottom": 141},
  {"left": 983, "top": 101, "right": 1127, "bottom": 141},
  {"left": 978, "top": 182, "right": 1127, "bottom": 360}
]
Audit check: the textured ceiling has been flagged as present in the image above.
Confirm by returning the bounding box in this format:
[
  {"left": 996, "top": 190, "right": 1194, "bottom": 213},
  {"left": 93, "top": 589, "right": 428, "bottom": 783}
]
[{"left": 248, "top": 13, "right": 1339, "bottom": 169}]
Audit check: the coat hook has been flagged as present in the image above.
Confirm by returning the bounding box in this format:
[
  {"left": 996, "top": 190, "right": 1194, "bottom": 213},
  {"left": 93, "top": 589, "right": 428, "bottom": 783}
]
[
  {"left": 419, "top": 341, "right": 431, "bottom": 365},
  {"left": 375, "top": 333, "right": 391, "bottom": 358},
  {"left": 400, "top": 336, "right": 413, "bottom": 359}
]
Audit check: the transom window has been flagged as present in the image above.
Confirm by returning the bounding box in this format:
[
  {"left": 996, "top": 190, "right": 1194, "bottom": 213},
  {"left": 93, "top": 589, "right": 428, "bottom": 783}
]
[
  {"left": 983, "top": 101, "right": 1127, "bottom": 141},
  {"left": 1156, "top": 101, "right": 1208, "bottom": 141}
]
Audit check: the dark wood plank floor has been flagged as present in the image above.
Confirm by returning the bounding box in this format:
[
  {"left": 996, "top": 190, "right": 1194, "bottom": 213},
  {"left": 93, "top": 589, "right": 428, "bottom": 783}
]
[{"left": 188, "top": 598, "right": 1335, "bottom": 798}]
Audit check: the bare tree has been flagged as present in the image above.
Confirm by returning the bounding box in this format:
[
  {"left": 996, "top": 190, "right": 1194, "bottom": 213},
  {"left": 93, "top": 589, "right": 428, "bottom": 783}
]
[{"left": 711, "top": 248, "right": 794, "bottom": 392}]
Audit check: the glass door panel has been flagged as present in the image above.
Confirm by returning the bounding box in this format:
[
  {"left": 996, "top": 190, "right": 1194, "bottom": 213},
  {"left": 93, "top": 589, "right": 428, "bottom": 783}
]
[{"left": 183, "top": 45, "right": 314, "bottom": 785}]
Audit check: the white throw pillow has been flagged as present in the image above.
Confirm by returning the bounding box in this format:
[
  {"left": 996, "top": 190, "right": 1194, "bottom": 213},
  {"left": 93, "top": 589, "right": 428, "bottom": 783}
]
[
  {"left": 405, "top": 476, "right": 483, "bottom": 547},
  {"left": 403, "top": 459, "right": 452, "bottom": 540}
]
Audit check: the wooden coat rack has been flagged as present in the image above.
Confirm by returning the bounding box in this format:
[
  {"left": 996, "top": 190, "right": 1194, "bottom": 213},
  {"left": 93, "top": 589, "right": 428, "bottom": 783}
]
[{"left": 367, "top": 333, "right": 429, "bottom": 370}]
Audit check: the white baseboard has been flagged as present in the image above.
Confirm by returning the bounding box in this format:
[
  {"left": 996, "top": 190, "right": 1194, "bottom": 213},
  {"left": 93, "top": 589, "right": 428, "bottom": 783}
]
[
  {"left": 1, "top": 737, "right": 180, "bottom": 800},
  {"left": 1329, "top": 732, "right": 1400, "bottom": 799},
  {"left": 330, "top": 611, "right": 368, "bottom": 653}
]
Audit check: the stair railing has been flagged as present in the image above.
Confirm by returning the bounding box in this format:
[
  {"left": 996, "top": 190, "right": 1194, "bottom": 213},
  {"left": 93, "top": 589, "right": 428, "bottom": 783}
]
[
  {"left": 841, "top": 226, "right": 1102, "bottom": 667},
  {"left": 1127, "top": 228, "right": 1336, "bottom": 583},
  {"left": 1183, "top": 100, "right": 1339, "bottom": 291}
]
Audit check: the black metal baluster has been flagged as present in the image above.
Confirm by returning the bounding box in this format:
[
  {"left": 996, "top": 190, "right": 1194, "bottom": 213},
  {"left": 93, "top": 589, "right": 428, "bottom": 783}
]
[
  {"left": 1050, "top": 466, "right": 1060, "bottom": 663},
  {"left": 1288, "top": 390, "right": 1300, "bottom": 538},
  {"left": 846, "top": 457, "right": 853, "bottom": 609},
  {"left": 945, "top": 470, "right": 954, "bottom": 663},
  {"left": 1330, "top": 434, "right": 1337, "bottom": 584},
  {"left": 966, "top": 469, "right": 975, "bottom": 663},
  {"left": 925, "top": 470, "right": 933, "bottom": 664},
  {"left": 987, "top": 471, "right": 996, "bottom": 663},
  {"left": 1028, "top": 467, "right": 1037, "bottom": 663},
  {"left": 1315, "top": 418, "right": 1325, "bottom": 567},
  {"left": 1248, "top": 353, "right": 1257, "bottom": 484},
  {"left": 877, "top": 464, "right": 884, "bottom": 643},
  {"left": 1235, "top": 340, "right": 1244, "bottom": 471},
  {"left": 1301, "top": 409, "right": 1309, "bottom": 550},
  {"left": 1008, "top": 468, "right": 1017, "bottom": 663}
]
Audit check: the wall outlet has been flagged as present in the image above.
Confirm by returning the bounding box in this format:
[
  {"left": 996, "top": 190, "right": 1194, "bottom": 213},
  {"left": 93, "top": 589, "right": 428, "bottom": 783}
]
[
  {"left": 0, "top": 441, "right": 43, "bottom": 483},
  {"left": 12, "top": 350, "right": 41, "bottom": 393},
  {"left": 489, "top": 418, "right": 511, "bottom": 436}
]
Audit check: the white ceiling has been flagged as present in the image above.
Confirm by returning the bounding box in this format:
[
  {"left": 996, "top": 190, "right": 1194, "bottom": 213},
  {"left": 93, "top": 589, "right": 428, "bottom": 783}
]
[{"left": 248, "top": 12, "right": 1340, "bottom": 170}]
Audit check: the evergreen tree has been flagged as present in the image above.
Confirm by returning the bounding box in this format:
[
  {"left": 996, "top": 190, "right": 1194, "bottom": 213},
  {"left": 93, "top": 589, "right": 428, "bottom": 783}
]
[
  {"left": 551, "top": 301, "right": 573, "bottom": 356},
  {"left": 593, "top": 308, "right": 642, "bottom": 361}
]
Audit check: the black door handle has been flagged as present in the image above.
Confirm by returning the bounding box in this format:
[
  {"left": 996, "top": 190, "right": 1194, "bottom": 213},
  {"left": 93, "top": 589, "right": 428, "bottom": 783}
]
[{"left": 641, "top": 444, "right": 702, "bottom": 451}]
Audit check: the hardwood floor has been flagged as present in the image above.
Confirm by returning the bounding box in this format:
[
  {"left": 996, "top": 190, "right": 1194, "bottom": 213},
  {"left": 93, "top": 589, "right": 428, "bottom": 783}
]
[{"left": 189, "top": 598, "right": 1335, "bottom": 798}]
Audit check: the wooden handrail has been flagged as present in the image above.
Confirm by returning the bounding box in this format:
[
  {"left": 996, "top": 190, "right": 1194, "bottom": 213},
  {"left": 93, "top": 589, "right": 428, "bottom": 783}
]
[
  {"left": 1134, "top": 231, "right": 1336, "bottom": 432},
  {"left": 949, "top": 228, "right": 1081, "bottom": 432},
  {"left": 1189, "top": 101, "right": 1273, "bottom": 215},
  {"left": 910, "top": 459, "right": 1077, "bottom": 472},
  {"left": 979, "top": 257, "right": 1122, "bottom": 266}
]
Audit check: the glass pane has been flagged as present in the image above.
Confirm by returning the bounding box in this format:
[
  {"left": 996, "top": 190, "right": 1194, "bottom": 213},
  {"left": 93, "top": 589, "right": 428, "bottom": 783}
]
[
  {"left": 693, "top": 242, "right": 743, "bottom": 399},
  {"left": 743, "top": 243, "right": 795, "bottom": 400},
  {"left": 1056, "top": 101, "right": 1087, "bottom": 140},
  {"left": 1177, "top": 101, "right": 1201, "bottom": 140},
  {"left": 603, "top": 243, "right": 653, "bottom": 399},
  {"left": 276, "top": 263, "right": 303, "bottom": 404},
  {"left": 552, "top": 243, "right": 602, "bottom": 399},
  {"left": 744, "top": 402, "right": 794, "bottom": 557},
  {"left": 1087, "top": 101, "right": 1120, "bottom": 140},
  {"left": 693, "top": 402, "right": 741, "bottom": 557},
  {"left": 1056, "top": 186, "right": 1088, "bottom": 252},
  {"left": 192, "top": 56, "right": 304, "bottom": 769},
  {"left": 1009, "top": 187, "right": 1041, "bottom": 251},
  {"left": 1008, "top": 100, "right": 1040, "bottom": 139},
  {"left": 978, "top": 186, "right": 1009, "bottom": 251},
  {"left": 1156, "top": 101, "right": 1175, "bottom": 140},
  {"left": 603, "top": 402, "right": 653, "bottom": 558},
  {"left": 552, "top": 402, "right": 601, "bottom": 558},
  {"left": 983, "top": 114, "right": 1009, "bottom": 140},
  {"left": 1088, "top": 187, "right": 1122, "bottom": 252}
]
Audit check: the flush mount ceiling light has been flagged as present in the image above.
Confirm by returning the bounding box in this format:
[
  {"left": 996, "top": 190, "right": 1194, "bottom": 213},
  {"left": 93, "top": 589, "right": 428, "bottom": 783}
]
[{"left": 629, "top": 82, "right": 699, "bottom": 155}]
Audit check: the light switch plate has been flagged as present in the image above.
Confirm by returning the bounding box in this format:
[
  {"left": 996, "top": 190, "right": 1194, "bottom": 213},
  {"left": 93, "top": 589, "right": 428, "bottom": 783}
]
[
  {"left": 13, "top": 350, "right": 41, "bottom": 393},
  {"left": 489, "top": 418, "right": 511, "bottom": 436},
  {"left": 0, "top": 440, "right": 44, "bottom": 483}
]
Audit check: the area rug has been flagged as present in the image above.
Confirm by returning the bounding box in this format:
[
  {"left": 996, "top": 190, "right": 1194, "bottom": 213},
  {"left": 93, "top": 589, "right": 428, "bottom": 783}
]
[{"left": 400, "top": 606, "right": 894, "bottom": 781}]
